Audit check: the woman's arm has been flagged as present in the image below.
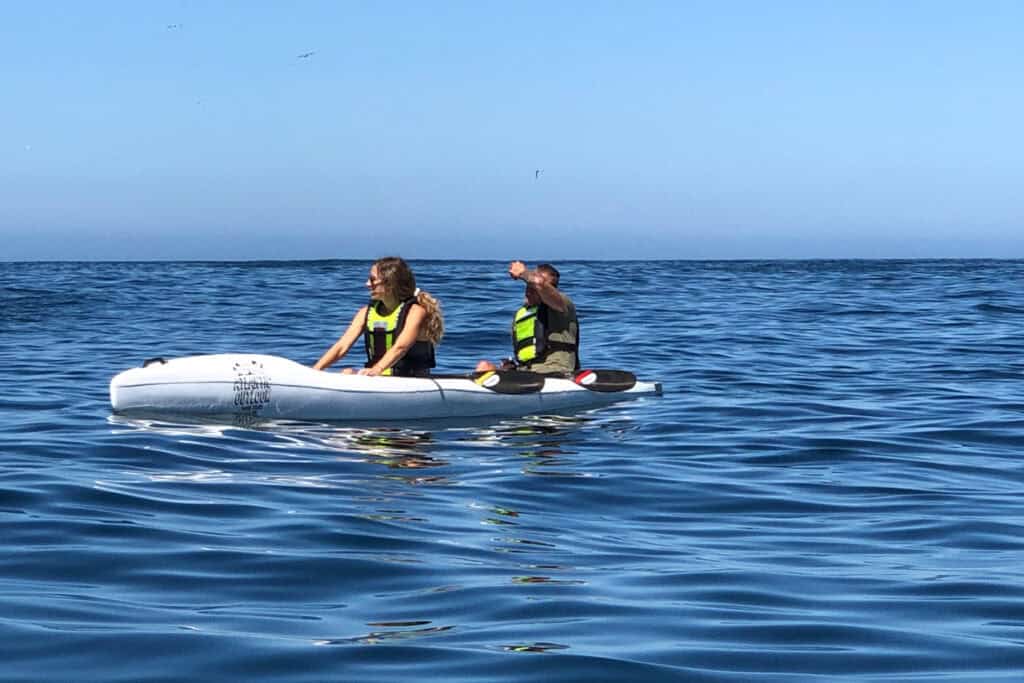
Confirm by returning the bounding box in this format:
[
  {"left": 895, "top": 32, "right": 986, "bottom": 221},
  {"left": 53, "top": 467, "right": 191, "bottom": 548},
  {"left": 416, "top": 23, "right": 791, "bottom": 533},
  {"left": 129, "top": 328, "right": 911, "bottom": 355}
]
[
  {"left": 358, "top": 304, "right": 427, "bottom": 376},
  {"left": 313, "top": 306, "right": 367, "bottom": 370}
]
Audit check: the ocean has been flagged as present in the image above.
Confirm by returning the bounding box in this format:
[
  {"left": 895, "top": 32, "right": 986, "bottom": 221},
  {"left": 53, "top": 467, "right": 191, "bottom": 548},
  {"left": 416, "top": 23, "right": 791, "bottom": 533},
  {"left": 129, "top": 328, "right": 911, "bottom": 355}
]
[{"left": 2, "top": 259, "right": 1023, "bottom": 681}]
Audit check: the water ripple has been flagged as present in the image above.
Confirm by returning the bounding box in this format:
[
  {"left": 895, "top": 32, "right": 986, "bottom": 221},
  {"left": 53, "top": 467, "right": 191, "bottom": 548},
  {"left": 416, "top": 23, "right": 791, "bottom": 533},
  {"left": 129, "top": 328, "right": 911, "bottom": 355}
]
[{"left": 2, "top": 260, "right": 1024, "bottom": 680}]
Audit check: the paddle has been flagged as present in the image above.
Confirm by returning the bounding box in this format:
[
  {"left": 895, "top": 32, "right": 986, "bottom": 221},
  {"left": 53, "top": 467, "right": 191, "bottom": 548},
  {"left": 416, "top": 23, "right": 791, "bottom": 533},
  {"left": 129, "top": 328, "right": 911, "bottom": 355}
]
[
  {"left": 471, "top": 369, "right": 546, "bottom": 395},
  {"left": 573, "top": 369, "right": 637, "bottom": 393}
]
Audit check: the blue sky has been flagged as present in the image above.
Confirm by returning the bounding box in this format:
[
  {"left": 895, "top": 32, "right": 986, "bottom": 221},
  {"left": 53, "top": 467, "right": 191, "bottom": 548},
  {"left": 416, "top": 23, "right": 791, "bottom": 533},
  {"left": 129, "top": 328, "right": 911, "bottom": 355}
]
[{"left": 2, "top": 1, "right": 1021, "bottom": 260}]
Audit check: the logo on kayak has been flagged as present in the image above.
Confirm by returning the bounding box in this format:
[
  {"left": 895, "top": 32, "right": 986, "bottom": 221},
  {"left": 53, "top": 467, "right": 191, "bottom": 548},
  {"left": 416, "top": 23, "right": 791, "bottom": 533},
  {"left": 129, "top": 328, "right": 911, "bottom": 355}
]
[{"left": 233, "top": 359, "right": 271, "bottom": 416}]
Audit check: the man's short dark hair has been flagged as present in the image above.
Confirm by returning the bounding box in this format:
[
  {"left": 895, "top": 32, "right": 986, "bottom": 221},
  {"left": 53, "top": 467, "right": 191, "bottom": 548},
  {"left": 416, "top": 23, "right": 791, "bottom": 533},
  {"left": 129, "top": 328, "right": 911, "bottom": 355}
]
[{"left": 536, "top": 263, "right": 560, "bottom": 286}]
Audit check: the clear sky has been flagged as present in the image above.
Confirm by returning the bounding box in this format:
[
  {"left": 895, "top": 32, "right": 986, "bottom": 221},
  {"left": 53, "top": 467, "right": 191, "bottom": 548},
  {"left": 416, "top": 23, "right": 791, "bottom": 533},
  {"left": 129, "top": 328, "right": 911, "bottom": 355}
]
[{"left": 2, "top": 1, "right": 1022, "bottom": 260}]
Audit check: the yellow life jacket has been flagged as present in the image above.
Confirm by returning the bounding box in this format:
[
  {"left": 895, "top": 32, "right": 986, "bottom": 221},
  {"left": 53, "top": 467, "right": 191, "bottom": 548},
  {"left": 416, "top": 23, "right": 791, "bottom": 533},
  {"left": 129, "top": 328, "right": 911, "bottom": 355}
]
[
  {"left": 512, "top": 304, "right": 579, "bottom": 370},
  {"left": 363, "top": 299, "right": 435, "bottom": 377}
]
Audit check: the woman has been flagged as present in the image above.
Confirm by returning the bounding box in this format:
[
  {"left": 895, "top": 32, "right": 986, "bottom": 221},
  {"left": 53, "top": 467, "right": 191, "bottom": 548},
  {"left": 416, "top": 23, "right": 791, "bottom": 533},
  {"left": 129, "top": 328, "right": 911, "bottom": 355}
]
[{"left": 314, "top": 257, "right": 444, "bottom": 377}]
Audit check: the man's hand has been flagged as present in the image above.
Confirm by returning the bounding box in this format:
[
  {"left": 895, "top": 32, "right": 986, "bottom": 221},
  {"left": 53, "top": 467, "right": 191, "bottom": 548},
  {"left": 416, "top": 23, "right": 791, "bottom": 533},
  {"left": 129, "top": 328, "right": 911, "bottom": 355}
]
[
  {"left": 358, "top": 367, "right": 382, "bottom": 376},
  {"left": 508, "top": 261, "right": 528, "bottom": 280}
]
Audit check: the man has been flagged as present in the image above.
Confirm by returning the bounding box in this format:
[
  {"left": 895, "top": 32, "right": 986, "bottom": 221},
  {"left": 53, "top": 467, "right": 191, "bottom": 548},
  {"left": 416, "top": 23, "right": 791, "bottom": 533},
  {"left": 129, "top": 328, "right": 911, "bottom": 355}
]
[{"left": 476, "top": 261, "right": 580, "bottom": 375}]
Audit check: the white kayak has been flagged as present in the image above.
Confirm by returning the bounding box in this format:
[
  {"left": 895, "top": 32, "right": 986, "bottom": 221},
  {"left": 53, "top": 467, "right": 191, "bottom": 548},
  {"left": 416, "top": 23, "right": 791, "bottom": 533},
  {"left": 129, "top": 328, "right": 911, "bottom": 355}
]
[{"left": 109, "top": 354, "right": 662, "bottom": 421}]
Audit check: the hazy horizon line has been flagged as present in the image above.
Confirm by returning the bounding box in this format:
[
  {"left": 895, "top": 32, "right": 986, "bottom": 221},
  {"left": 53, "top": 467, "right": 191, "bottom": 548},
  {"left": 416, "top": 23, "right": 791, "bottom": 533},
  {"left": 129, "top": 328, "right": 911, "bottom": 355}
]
[{"left": 4, "top": 256, "right": 1021, "bottom": 265}]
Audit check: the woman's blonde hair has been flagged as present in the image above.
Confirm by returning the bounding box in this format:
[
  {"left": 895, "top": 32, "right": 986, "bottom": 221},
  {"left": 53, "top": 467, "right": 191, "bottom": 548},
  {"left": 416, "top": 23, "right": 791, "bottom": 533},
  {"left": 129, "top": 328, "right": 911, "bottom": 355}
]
[{"left": 373, "top": 256, "right": 444, "bottom": 345}]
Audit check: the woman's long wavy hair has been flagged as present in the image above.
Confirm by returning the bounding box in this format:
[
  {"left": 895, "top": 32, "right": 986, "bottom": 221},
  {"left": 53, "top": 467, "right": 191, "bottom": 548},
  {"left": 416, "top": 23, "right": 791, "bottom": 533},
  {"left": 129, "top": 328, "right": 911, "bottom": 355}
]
[{"left": 373, "top": 256, "right": 444, "bottom": 345}]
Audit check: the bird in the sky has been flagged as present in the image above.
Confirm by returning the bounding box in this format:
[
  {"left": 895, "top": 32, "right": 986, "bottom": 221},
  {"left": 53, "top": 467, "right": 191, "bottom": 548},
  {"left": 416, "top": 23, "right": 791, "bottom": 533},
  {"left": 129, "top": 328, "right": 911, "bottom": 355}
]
[
  {"left": 535, "top": 169, "right": 543, "bottom": 180},
  {"left": 166, "top": 24, "right": 181, "bottom": 30},
  {"left": 296, "top": 51, "right": 317, "bottom": 59}
]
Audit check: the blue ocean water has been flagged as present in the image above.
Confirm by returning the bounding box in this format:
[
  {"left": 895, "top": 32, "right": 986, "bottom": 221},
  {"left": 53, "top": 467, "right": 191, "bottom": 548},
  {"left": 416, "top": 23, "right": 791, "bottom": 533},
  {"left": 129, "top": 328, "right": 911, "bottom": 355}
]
[{"left": 2, "top": 259, "right": 1023, "bottom": 682}]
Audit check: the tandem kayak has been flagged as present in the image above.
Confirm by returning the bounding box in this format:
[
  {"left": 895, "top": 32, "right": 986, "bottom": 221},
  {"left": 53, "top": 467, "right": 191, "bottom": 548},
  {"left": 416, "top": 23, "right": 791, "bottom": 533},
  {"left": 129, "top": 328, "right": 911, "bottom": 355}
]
[{"left": 109, "top": 354, "right": 662, "bottom": 421}]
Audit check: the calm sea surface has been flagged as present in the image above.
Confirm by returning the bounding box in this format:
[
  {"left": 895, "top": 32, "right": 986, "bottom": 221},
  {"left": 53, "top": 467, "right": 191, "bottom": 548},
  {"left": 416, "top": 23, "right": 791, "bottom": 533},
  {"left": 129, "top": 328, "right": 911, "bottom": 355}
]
[{"left": 2, "top": 259, "right": 1023, "bottom": 682}]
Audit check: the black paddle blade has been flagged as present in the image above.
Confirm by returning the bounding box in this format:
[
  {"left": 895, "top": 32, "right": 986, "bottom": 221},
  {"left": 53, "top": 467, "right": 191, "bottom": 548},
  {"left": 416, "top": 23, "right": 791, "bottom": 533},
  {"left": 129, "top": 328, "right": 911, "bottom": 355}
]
[
  {"left": 573, "top": 369, "right": 637, "bottom": 392},
  {"left": 473, "top": 369, "right": 546, "bottom": 394}
]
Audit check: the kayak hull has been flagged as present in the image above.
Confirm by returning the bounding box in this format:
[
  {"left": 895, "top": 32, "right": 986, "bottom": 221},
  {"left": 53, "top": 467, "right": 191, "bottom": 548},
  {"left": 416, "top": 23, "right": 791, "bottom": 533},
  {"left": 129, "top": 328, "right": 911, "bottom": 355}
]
[{"left": 109, "top": 354, "right": 662, "bottom": 421}]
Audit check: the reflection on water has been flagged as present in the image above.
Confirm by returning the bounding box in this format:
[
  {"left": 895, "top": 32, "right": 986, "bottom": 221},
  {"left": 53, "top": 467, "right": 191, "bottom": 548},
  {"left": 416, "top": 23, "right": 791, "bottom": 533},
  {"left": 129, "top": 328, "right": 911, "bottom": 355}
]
[
  {"left": 502, "top": 642, "right": 570, "bottom": 653},
  {"left": 323, "top": 427, "right": 444, "bottom": 474},
  {"left": 314, "top": 621, "right": 455, "bottom": 646},
  {"left": 108, "top": 412, "right": 592, "bottom": 473},
  {"left": 103, "top": 412, "right": 602, "bottom": 505},
  {"left": 479, "top": 504, "right": 520, "bottom": 526},
  {"left": 511, "top": 575, "right": 585, "bottom": 585},
  {"left": 474, "top": 415, "right": 588, "bottom": 444},
  {"left": 455, "top": 415, "right": 590, "bottom": 476},
  {"left": 104, "top": 411, "right": 598, "bottom": 602},
  {"left": 108, "top": 414, "right": 239, "bottom": 438}
]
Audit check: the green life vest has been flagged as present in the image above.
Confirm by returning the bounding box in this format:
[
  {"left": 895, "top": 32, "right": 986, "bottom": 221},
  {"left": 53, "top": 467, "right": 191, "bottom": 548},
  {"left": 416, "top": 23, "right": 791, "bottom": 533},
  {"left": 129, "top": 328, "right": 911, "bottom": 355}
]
[
  {"left": 513, "top": 305, "right": 543, "bottom": 364},
  {"left": 363, "top": 299, "right": 435, "bottom": 377},
  {"left": 512, "top": 304, "right": 579, "bottom": 370}
]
